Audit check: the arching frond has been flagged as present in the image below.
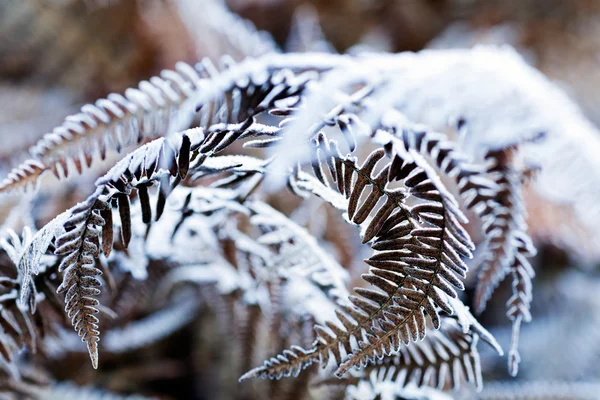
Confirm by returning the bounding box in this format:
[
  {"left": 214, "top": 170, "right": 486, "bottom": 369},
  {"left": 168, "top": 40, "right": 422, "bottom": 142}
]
[{"left": 1, "top": 56, "right": 315, "bottom": 193}]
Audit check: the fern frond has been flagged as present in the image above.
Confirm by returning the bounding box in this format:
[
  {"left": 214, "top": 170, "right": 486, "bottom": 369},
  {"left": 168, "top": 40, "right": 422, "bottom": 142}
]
[
  {"left": 244, "top": 128, "right": 479, "bottom": 380},
  {"left": 2, "top": 56, "right": 315, "bottom": 193},
  {"left": 463, "top": 149, "right": 536, "bottom": 376},
  {"left": 29, "top": 61, "right": 204, "bottom": 180},
  {"left": 54, "top": 194, "right": 107, "bottom": 369},
  {"left": 374, "top": 115, "right": 536, "bottom": 376},
  {"left": 10, "top": 213, "right": 70, "bottom": 309},
  {"left": 472, "top": 150, "right": 533, "bottom": 314},
  {"left": 505, "top": 233, "right": 535, "bottom": 377},
  {"left": 46, "top": 113, "right": 290, "bottom": 367}
]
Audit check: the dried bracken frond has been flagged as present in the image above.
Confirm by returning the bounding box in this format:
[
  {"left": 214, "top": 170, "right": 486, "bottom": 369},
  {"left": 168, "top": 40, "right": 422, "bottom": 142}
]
[
  {"left": 43, "top": 89, "right": 305, "bottom": 366},
  {"left": 54, "top": 195, "right": 107, "bottom": 368}
]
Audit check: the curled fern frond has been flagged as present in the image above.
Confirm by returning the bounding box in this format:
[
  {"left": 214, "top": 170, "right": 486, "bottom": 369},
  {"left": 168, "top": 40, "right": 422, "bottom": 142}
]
[
  {"left": 244, "top": 127, "right": 480, "bottom": 381},
  {"left": 46, "top": 100, "right": 297, "bottom": 367},
  {"left": 375, "top": 115, "right": 537, "bottom": 376}
]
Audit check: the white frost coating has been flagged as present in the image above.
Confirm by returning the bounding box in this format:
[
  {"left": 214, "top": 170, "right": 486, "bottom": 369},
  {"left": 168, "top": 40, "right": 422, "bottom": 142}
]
[
  {"left": 283, "top": 277, "right": 338, "bottom": 325},
  {"left": 360, "top": 46, "right": 600, "bottom": 258},
  {"left": 249, "top": 200, "right": 350, "bottom": 297},
  {"left": 265, "top": 61, "right": 376, "bottom": 190},
  {"left": 144, "top": 192, "right": 218, "bottom": 266},
  {"left": 267, "top": 48, "right": 600, "bottom": 259},
  {"left": 355, "top": 47, "right": 554, "bottom": 153}
]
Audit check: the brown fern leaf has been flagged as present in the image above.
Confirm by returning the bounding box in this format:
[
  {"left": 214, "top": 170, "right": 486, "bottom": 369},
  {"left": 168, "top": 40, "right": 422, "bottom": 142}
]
[
  {"left": 244, "top": 130, "right": 475, "bottom": 381},
  {"left": 506, "top": 232, "right": 535, "bottom": 377},
  {"left": 393, "top": 128, "right": 536, "bottom": 319},
  {"left": 27, "top": 60, "right": 205, "bottom": 180},
  {"left": 335, "top": 152, "right": 473, "bottom": 377},
  {"left": 239, "top": 345, "right": 317, "bottom": 381},
  {"left": 54, "top": 194, "right": 108, "bottom": 369},
  {"left": 379, "top": 117, "right": 537, "bottom": 376},
  {"left": 47, "top": 115, "right": 287, "bottom": 367}
]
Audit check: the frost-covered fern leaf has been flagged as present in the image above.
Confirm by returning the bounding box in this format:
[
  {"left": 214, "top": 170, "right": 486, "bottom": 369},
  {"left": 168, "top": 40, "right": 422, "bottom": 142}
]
[
  {"left": 267, "top": 54, "right": 536, "bottom": 341},
  {"left": 335, "top": 155, "right": 474, "bottom": 377},
  {"left": 48, "top": 131, "right": 198, "bottom": 368},
  {"left": 0, "top": 56, "right": 315, "bottom": 193},
  {"left": 54, "top": 195, "right": 108, "bottom": 369},
  {"left": 45, "top": 115, "right": 291, "bottom": 367},
  {"left": 276, "top": 72, "right": 533, "bottom": 334},
  {"left": 5, "top": 213, "right": 70, "bottom": 310},
  {"left": 472, "top": 150, "right": 535, "bottom": 314},
  {"left": 374, "top": 117, "right": 536, "bottom": 376},
  {"left": 242, "top": 130, "right": 476, "bottom": 381},
  {"left": 454, "top": 149, "right": 534, "bottom": 376},
  {"left": 505, "top": 233, "right": 535, "bottom": 377}
]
